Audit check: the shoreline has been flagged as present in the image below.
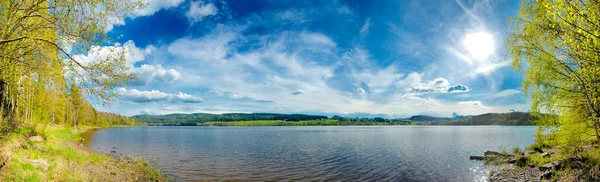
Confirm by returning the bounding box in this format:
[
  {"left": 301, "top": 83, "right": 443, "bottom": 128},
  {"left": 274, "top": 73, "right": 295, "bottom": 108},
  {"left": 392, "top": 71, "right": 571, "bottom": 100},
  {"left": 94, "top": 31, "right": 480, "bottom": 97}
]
[{"left": 0, "top": 124, "right": 166, "bottom": 181}]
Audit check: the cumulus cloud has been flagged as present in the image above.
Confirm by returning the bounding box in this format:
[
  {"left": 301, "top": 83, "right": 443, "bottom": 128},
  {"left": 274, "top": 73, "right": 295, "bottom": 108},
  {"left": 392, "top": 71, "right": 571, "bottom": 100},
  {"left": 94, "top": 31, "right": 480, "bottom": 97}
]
[
  {"left": 409, "top": 78, "right": 469, "bottom": 94},
  {"left": 117, "top": 88, "right": 202, "bottom": 103},
  {"left": 186, "top": 1, "right": 218, "bottom": 23},
  {"left": 135, "top": 64, "right": 181, "bottom": 84},
  {"left": 72, "top": 40, "right": 150, "bottom": 68},
  {"left": 102, "top": 19, "right": 526, "bottom": 117},
  {"left": 73, "top": 40, "right": 182, "bottom": 85}
]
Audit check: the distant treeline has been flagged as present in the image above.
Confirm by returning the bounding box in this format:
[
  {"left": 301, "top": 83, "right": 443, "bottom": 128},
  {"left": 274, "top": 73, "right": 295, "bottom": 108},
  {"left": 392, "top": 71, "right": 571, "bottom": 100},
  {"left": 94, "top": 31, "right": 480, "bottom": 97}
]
[
  {"left": 133, "top": 112, "right": 537, "bottom": 126},
  {"left": 132, "top": 113, "right": 328, "bottom": 126},
  {"left": 435, "top": 112, "right": 537, "bottom": 125}
]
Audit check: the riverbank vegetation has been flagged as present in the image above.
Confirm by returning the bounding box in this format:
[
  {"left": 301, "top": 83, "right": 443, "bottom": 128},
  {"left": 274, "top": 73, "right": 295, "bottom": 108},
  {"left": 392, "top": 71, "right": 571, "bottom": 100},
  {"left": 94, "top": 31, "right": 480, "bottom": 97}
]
[
  {"left": 0, "top": 123, "right": 164, "bottom": 181},
  {"left": 0, "top": 0, "right": 163, "bottom": 181},
  {"left": 485, "top": 0, "right": 600, "bottom": 180}
]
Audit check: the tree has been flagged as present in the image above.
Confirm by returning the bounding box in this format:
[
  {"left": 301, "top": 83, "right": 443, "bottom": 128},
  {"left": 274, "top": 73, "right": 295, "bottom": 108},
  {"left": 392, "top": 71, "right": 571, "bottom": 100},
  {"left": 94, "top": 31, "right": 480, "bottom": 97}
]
[
  {"left": 507, "top": 0, "right": 600, "bottom": 153},
  {"left": 0, "top": 0, "right": 143, "bottom": 122}
]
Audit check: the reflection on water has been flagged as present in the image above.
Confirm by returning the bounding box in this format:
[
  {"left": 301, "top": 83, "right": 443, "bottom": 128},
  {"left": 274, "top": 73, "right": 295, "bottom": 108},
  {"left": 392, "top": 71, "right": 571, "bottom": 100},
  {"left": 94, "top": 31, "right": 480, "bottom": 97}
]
[{"left": 86, "top": 126, "right": 536, "bottom": 181}]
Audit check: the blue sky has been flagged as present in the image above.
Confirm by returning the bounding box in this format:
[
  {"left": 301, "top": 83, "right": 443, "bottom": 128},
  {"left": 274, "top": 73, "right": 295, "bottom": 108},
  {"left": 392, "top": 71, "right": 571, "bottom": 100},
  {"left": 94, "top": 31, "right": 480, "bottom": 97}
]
[{"left": 86, "top": 0, "right": 528, "bottom": 118}]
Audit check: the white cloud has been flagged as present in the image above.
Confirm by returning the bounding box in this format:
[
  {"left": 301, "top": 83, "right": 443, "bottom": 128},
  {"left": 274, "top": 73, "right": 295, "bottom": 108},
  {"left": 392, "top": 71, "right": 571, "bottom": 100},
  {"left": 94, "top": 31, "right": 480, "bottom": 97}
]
[
  {"left": 135, "top": 64, "right": 181, "bottom": 84},
  {"left": 140, "top": 109, "right": 161, "bottom": 115},
  {"left": 137, "top": 0, "right": 185, "bottom": 17},
  {"left": 73, "top": 40, "right": 150, "bottom": 68},
  {"left": 471, "top": 61, "right": 510, "bottom": 76},
  {"left": 117, "top": 88, "right": 202, "bottom": 103},
  {"left": 167, "top": 26, "right": 239, "bottom": 62},
  {"left": 359, "top": 18, "right": 371, "bottom": 36},
  {"left": 299, "top": 32, "right": 336, "bottom": 47},
  {"left": 492, "top": 89, "right": 521, "bottom": 98},
  {"left": 73, "top": 40, "right": 181, "bottom": 85},
  {"left": 409, "top": 78, "right": 469, "bottom": 94},
  {"left": 275, "top": 9, "right": 308, "bottom": 24},
  {"left": 230, "top": 93, "right": 243, "bottom": 99},
  {"left": 105, "top": 0, "right": 185, "bottom": 31},
  {"left": 186, "top": 1, "right": 218, "bottom": 23},
  {"left": 100, "top": 22, "right": 525, "bottom": 117},
  {"left": 356, "top": 87, "right": 366, "bottom": 94}
]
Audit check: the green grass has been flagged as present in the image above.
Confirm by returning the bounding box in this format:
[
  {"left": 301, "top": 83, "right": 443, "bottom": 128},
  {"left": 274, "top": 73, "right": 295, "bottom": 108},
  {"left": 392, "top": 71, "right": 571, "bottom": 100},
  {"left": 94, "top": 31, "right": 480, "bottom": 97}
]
[
  {"left": 202, "top": 120, "right": 341, "bottom": 126},
  {"left": 0, "top": 124, "right": 166, "bottom": 181}
]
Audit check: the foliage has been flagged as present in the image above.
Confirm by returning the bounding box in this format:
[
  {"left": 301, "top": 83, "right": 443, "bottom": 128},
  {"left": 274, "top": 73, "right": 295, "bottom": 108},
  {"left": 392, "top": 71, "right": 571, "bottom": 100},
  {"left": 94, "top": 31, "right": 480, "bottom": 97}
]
[
  {"left": 0, "top": 0, "right": 144, "bottom": 127},
  {"left": 507, "top": 0, "right": 600, "bottom": 155}
]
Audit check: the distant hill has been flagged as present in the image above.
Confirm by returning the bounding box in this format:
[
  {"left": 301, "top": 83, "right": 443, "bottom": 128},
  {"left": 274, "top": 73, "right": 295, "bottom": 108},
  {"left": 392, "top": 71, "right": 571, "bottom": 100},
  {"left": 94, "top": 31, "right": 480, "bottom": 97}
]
[
  {"left": 407, "top": 115, "right": 452, "bottom": 122},
  {"left": 438, "top": 112, "right": 537, "bottom": 125},
  {"left": 132, "top": 113, "right": 328, "bottom": 126},
  {"left": 133, "top": 112, "right": 538, "bottom": 126},
  {"left": 406, "top": 112, "right": 537, "bottom": 125}
]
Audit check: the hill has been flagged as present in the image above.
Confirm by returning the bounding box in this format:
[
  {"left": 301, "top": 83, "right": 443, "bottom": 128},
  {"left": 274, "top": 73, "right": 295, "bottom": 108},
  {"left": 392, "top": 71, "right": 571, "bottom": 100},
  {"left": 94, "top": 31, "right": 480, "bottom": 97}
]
[
  {"left": 133, "top": 112, "right": 538, "bottom": 126},
  {"left": 132, "top": 113, "right": 328, "bottom": 126}
]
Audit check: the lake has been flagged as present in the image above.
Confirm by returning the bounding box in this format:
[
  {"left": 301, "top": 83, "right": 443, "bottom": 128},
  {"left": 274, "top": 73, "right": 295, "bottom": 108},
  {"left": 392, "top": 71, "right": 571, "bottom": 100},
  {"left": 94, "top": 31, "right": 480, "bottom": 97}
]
[{"left": 85, "top": 126, "right": 536, "bottom": 181}]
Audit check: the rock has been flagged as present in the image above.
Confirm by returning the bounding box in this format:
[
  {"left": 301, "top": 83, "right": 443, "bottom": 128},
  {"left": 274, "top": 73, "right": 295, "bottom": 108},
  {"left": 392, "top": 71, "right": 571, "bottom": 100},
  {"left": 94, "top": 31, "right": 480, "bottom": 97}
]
[
  {"left": 539, "top": 161, "right": 562, "bottom": 171},
  {"left": 29, "top": 135, "right": 44, "bottom": 142},
  {"left": 21, "top": 158, "right": 50, "bottom": 170},
  {"left": 541, "top": 152, "right": 550, "bottom": 158},
  {"left": 470, "top": 156, "right": 485, "bottom": 160},
  {"left": 533, "top": 147, "right": 544, "bottom": 153},
  {"left": 528, "top": 163, "right": 537, "bottom": 168},
  {"left": 540, "top": 170, "right": 554, "bottom": 181},
  {"left": 515, "top": 157, "right": 528, "bottom": 167},
  {"left": 485, "top": 151, "right": 501, "bottom": 156}
]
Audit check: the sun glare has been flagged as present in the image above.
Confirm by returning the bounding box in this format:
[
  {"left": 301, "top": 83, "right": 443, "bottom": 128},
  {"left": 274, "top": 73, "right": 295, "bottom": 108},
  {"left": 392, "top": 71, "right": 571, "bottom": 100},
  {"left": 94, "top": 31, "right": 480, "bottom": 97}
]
[{"left": 463, "top": 32, "right": 494, "bottom": 61}]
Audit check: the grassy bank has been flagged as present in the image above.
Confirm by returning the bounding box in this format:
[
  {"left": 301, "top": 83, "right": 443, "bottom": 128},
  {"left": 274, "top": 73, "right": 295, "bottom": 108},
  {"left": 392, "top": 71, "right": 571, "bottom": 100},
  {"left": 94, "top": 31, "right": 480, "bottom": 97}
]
[
  {"left": 483, "top": 139, "right": 600, "bottom": 181},
  {"left": 0, "top": 123, "right": 166, "bottom": 181}
]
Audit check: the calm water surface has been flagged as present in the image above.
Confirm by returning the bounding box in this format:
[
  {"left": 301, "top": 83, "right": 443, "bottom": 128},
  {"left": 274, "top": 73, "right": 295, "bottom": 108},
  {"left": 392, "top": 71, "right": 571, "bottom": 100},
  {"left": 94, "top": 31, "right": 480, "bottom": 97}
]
[{"left": 86, "top": 126, "right": 536, "bottom": 181}]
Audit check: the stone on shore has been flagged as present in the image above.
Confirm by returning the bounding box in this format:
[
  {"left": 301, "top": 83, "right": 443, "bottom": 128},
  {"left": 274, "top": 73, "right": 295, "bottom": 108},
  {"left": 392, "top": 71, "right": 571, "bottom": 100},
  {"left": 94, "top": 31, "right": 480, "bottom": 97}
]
[
  {"left": 541, "top": 152, "right": 550, "bottom": 158},
  {"left": 533, "top": 147, "right": 544, "bottom": 153},
  {"left": 540, "top": 170, "right": 554, "bottom": 181},
  {"left": 539, "top": 161, "right": 562, "bottom": 171},
  {"left": 469, "top": 156, "right": 485, "bottom": 160},
  {"left": 29, "top": 135, "right": 44, "bottom": 142},
  {"left": 485, "top": 151, "right": 501, "bottom": 156}
]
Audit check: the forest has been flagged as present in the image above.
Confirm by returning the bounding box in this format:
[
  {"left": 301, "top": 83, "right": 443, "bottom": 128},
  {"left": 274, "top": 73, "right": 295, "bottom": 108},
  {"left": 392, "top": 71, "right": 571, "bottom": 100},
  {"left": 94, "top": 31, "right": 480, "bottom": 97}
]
[
  {"left": 133, "top": 112, "right": 537, "bottom": 126},
  {"left": 0, "top": 0, "right": 142, "bottom": 131}
]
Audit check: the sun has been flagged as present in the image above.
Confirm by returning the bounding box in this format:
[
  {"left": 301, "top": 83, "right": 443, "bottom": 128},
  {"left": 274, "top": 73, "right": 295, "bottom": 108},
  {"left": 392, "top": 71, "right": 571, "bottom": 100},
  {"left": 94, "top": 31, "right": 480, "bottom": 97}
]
[{"left": 462, "top": 32, "right": 494, "bottom": 61}]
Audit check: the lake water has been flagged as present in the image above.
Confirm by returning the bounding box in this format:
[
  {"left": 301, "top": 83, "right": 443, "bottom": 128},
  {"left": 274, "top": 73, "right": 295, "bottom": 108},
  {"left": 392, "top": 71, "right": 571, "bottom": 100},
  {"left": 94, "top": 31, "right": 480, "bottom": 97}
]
[{"left": 86, "top": 126, "right": 536, "bottom": 181}]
